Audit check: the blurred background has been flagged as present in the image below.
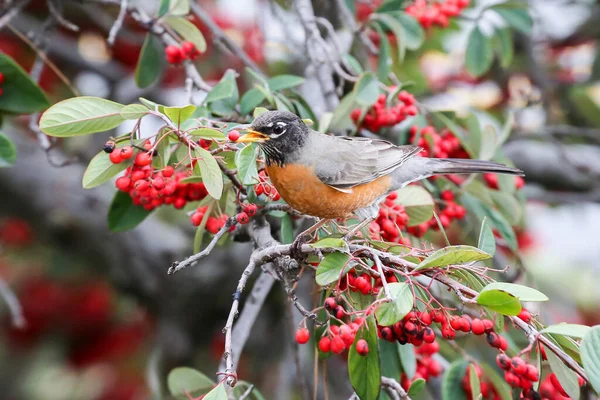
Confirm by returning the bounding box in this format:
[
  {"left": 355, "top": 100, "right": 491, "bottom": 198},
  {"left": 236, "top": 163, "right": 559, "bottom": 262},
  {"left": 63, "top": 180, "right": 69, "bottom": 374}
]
[{"left": 0, "top": 0, "right": 599, "bottom": 399}]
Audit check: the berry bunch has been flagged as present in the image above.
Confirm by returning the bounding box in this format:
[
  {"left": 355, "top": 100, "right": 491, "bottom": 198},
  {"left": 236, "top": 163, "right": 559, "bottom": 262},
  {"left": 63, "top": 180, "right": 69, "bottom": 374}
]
[
  {"left": 351, "top": 91, "right": 418, "bottom": 132},
  {"left": 406, "top": 0, "right": 470, "bottom": 29},
  {"left": 460, "top": 364, "right": 500, "bottom": 399},
  {"left": 254, "top": 171, "right": 281, "bottom": 201},
  {"left": 495, "top": 354, "right": 539, "bottom": 393},
  {"left": 369, "top": 192, "right": 410, "bottom": 243},
  {"left": 0, "top": 72, "right": 5, "bottom": 96},
  {"left": 540, "top": 372, "right": 584, "bottom": 399},
  {"left": 484, "top": 172, "right": 525, "bottom": 191},
  {"left": 409, "top": 125, "right": 469, "bottom": 159},
  {"left": 407, "top": 190, "right": 467, "bottom": 237},
  {"left": 317, "top": 321, "right": 364, "bottom": 355},
  {"left": 189, "top": 205, "right": 229, "bottom": 234},
  {"left": 165, "top": 41, "right": 201, "bottom": 64}
]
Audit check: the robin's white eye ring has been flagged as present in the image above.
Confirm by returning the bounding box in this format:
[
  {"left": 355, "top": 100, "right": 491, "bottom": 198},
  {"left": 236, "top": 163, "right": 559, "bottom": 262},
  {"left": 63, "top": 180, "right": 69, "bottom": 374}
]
[{"left": 273, "top": 125, "right": 284, "bottom": 135}]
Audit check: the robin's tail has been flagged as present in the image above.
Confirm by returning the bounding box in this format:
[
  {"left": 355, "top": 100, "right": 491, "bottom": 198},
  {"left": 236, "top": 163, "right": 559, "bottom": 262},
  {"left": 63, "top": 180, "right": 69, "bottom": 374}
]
[
  {"left": 429, "top": 158, "right": 524, "bottom": 176},
  {"left": 391, "top": 157, "right": 523, "bottom": 189}
]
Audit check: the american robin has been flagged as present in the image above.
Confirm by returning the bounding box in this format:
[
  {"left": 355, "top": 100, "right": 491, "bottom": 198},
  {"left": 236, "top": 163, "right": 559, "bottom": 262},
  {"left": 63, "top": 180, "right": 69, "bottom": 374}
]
[{"left": 237, "top": 110, "right": 523, "bottom": 223}]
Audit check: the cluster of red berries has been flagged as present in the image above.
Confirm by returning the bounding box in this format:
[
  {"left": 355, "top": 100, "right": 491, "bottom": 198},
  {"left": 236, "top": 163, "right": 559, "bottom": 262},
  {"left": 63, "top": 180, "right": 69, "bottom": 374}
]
[
  {"left": 495, "top": 354, "right": 539, "bottom": 393},
  {"left": 0, "top": 72, "right": 5, "bottom": 96},
  {"left": 369, "top": 192, "right": 411, "bottom": 243},
  {"left": 461, "top": 364, "right": 503, "bottom": 399},
  {"left": 0, "top": 217, "right": 33, "bottom": 248},
  {"left": 406, "top": 0, "right": 470, "bottom": 29},
  {"left": 165, "top": 41, "right": 200, "bottom": 64},
  {"left": 409, "top": 125, "right": 469, "bottom": 159},
  {"left": 407, "top": 190, "right": 467, "bottom": 237},
  {"left": 401, "top": 341, "right": 443, "bottom": 390},
  {"left": 254, "top": 171, "right": 281, "bottom": 201},
  {"left": 339, "top": 266, "right": 399, "bottom": 295},
  {"left": 540, "top": 372, "right": 584, "bottom": 399},
  {"left": 484, "top": 173, "right": 525, "bottom": 191},
  {"left": 189, "top": 205, "right": 229, "bottom": 234},
  {"left": 351, "top": 91, "right": 418, "bottom": 132}
]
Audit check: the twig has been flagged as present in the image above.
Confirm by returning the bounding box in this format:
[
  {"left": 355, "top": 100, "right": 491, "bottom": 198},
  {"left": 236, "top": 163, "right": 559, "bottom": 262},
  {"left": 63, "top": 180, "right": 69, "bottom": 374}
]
[
  {"left": 188, "top": 2, "right": 265, "bottom": 78},
  {"left": 168, "top": 217, "right": 236, "bottom": 274},
  {"left": 372, "top": 252, "right": 392, "bottom": 299},
  {"left": 107, "top": 0, "right": 128, "bottom": 45},
  {"left": 0, "top": 278, "right": 26, "bottom": 329},
  {"left": 334, "top": 0, "right": 379, "bottom": 56},
  {"left": 47, "top": 0, "right": 79, "bottom": 31},
  {"left": 239, "top": 384, "right": 255, "bottom": 400},
  {"left": 217, "top": 159, "right": 246, "bottom": 194},
  {"left": 381, "top": 377, "right": 411, "bottom": 400},
  {"left": 0, "top": 0, "right": 30, "bottom": 30}
]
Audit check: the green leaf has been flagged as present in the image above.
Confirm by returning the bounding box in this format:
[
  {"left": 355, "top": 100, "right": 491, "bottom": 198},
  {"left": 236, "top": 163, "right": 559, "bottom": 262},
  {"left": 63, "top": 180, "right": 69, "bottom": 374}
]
[
  {"left": 135, "top": 34, "right": 163, "bottom": 89},
  {"left": 40, "top": 97, "right": 125, "bottom": 137},
  {"left": 478, "top": 217, "right": 496, "bottom": 256},
  {"left": 107, "top": 191, "right": 151, "bottom": 232},
  {"left": 407, "top": 378, "right": 426, "bottom": 397},
  {"left": 82, "top": 150, "right": 130, "bottom": 189},
  {"left": 375, "top": 282, "right": 414, "bottom": 326},
  {"left": 370, "top": 14, "right": 406, "bottom": 62},
  {"left": 393, "top": 12, "right": 424, "bottom": 50},
  {"left": 280, "top": 214, "right": 294, "bottom": 244},
  {"left": 163, "top": 104, "right": 197, "bottom": 125},
  {"left": 315, "top": 252, "right": 352, "bottom": 286},
  {"left": 253, "top": 107, "right": 269, "bottom": 118},
  {"left": 205, "top": 70, "right": 238, "bottom": 104},
  {"left": 461, "top": 193, "right": 518, "bottom": 251},
  {"left": 203, "top": 383, "right": 227, "bottom": 400},
  {"left": 465, "top": 26, "right": 493, "bottom": 77},
  {"left": 268, "top": 74, "right": 304, "bottom": 91},
  {"left": 542, "top": 324, "right": 592, "bottom": 339},
  {"left": 0, "top": 53, "right": 49, "bottom": 114},
  {"left": 120, "top": 104, "right": 150, "bottom": 120},
  {"left": 489, "top": 190, "right": 521, "bottom": 225},
  {"left": 498, "top": 111, "right": 514, "bottom": 146},
  {"left": 442, "top": 360, "right": 469, "bottom": 400},
  {"left": 476, "top": 289, "right": 522, "bottom": 316},
  {"left": 372, "top": 23, "right": 392, "bottom": 82},
  {"left": 480, "top": 363, "right": 512, "bottom": 400},
  {"left": 193, "top": 147, "right": 223, "bottom": 199},
  {"left": 164, "top": 16, "right": 206, "bottom": 53},
  {"left": 348, "top": 316, "right": 381, "bottom": 400},
  {"left": 188, "top": 128, "right": 225, "bottom": 139},
  {"left": 0, "top": 133, "right": 16, "bottom": 168},
  {"left": 491, "top": 3, "right": 533, "bottom": 34},
  {"left": 167, "top": 367, "right": 215, "bottom": 399},
  {"left": 398, "top": 343, "right": 416, "bottom": 378},
  {"left": 233, "top": 382, "right": 266, "bottom": 400},
  {"left": 240, "top": 88, "right": 265, "bottom": 115},
  {"left": 329, "top": 92, "right": 357, "bottom": 131},
  {"left": 416, "top": 245, "right": 491, "bottom": 271},
  {"left": 153, "top": 132, "right": 171, "bottom": 169},
  {"left": 168, "top": 0, "right": 190, "bottom": 16},
  {"left": 139, "top": 97, "right": 160, "bottom": 110},
  {"left": 193, "top": 201, "right": 214, "bottom": 253},
  {"left": 581, "top": 326, "right": 600, "bottom": 395},
  {"left": 547, "top": 346, "right": 581, "bottom": 400},
  {"left": 354, "top": 72, "right": 380, "bottom": 107},
  {"left": 481, "top": 283, "right": 548, "bottom": 302},
  {"left": 310, "top": 237, "right": 347, "bottom": 251},
  {"left": 395, "top": 185, "right": 434, "bottom": 226},
  {"left": 469, "top": 364, "right": 482, "bottom": 400},
  {"left": 343, "top": 54, "right": 364, "bottom": 75},
  {"left": 431, "top": 112, "right": 475, "bottom": 158},
  {"left": 235, "top": 143, "right": 259, "bottom": 185},
  {"left": 493, "top": 28, "right": 514, "bottom": 68}
]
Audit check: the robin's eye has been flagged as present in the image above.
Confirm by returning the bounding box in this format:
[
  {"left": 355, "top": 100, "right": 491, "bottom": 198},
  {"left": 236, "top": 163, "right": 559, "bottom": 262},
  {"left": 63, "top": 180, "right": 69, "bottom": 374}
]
[{"left": 273, "top": 125, "right": 284, "bottom": 135}]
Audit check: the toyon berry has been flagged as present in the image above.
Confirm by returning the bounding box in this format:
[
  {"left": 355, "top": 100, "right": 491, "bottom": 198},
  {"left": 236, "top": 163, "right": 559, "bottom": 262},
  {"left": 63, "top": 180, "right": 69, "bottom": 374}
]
[
  {"left": 525, "top": 365, "right": 539, "bottom": 382},
  {"left": 496, "top": 353, "right": 511, "bottom": 371},
  {"left": 511, "top": 357, "right": 528, "bottom": 376},
  {"left": 331, "top": 335, "right": 346, "bottom": 354},
  {"left": 181, "top": 41, "right": 200, "bottom": 60},
  {"left": 236, "top": 212, "right": 249, "bottom": 224},
  {"left": 422, "top": 327, "right": 436, "bottom": 343},
  {"left": 441, "top": 324, "right": 455, "bottom": 339},
  {"left": 356, "top": 339, "right": 369, "bottom": 356},
  {"left": 295, "top": 328, "right": 310, "bottom": 344},
  {"left": 324, "top": 297, "right": 337, "bottom": 310},
  {"left": 470, "top": 318, "right": 485, "bottom": 335},
  {"left": 243, "top": 203, "right": 258, "bottom": 216},
  {"left": 135, "top": 152, "right": 152, "bottom": 167},
  {"left": 115, "top": 176, "right": 131, "bottom": 192},
  {"left": 120, "top": 146, "right": 134, "bottom": 160},
  {"left": 0, "top": 72, "right": 4, "bottom": 84},
  {"left": 318, "top": 336, "right": 331, "bottom": 353},
  {"left": 504, "top": 371, "right": 521, "bottom": 387},
  {"left": 228, "top": 130, "right": 240, "bottom": 142},
  {"left": 109, "top": 150, "right": 123, "bottom": 164},
  {"left": 103, "top": 140, "right": 116, "bottom": 153},
  {"left": 517, "top": 308, "right": 532, "bottom": 323},
  {"left": 165, "top": 45, "right": 184, "bottom": 64},
  {"left": 486, "top": 332, "right": 501, "bottom": 348}
]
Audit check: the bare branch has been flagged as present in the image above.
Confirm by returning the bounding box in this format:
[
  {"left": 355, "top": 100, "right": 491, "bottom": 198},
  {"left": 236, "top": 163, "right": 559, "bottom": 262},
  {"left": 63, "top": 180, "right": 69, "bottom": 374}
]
[
  {"left": 334, "top": 0, "right": 379, "bottom": 56},
  {"left": 381, "top": 377, "right": 411, "bottom": 400},
  {"left": 0, "top": 277, "right": 25, "bottom": 329},
  {"left": 48, "top": 0, "right": 79, "bottom": 32},
  {"left": 0, "top": 0, "right": 30, "bottom": 30},
  {"left": 106, "top": 0, "right": 128, "bottom": 46}
]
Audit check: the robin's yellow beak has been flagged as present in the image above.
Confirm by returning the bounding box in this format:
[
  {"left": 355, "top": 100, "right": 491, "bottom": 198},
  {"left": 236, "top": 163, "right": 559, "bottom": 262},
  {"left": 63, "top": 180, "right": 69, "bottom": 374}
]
[{"left": 236, "top": 130, "right": 269, "bottom": 143}]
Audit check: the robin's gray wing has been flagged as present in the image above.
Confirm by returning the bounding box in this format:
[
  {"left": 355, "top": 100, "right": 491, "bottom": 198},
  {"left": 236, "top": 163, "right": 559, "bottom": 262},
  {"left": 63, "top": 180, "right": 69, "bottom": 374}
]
[{"left": 308, "top": 134, "right": 423, "bottom": 190}]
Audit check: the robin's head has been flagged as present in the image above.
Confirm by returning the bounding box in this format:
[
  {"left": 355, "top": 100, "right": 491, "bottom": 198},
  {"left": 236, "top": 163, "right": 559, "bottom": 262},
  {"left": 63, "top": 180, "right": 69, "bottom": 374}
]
[{"left": 237, "top": 110, "right": 309, "bottom": 166}]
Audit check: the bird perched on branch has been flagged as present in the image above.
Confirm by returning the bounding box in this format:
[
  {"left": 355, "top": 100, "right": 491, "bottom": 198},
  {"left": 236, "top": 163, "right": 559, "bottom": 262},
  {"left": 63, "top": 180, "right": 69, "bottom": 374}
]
[{"left": 238, "top": 110, "right": 523, "bottom": 227}]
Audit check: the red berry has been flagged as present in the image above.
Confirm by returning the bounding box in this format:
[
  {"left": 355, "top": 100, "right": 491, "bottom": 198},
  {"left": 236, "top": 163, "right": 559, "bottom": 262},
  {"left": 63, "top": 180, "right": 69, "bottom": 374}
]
[
  {"left": 525, "top": 365, "right": 539, "bottom": 382},
  {"left": 520, "top": 376, "right": 533, "bottom": 390},
  {"left": 486, "top": 332, "right": 500, "bottom": 348},
  {"left": 162, "top": 166, "right": 175, "bottom": 177},
  {"left": 482, "top": 319, "right": 494, "bottom": 333},
  {"left": 135, "top": 152, "right": 152, "bottom": 166},
  {"left": 190, "top": 212, "right": 204, "bottom": 226},
  {"left": 499, "top": 335, "right": 508, "bottom": 351},
  {"left": 504, "top": 371, "right": 520, "bottom": 387},
  {"left": 295, "top": 328, "right": 310, "bottom": 344},
  {"left": 517, "top": 309, "right": 532, "bottom": 323},
  {"left": 318, "top": 336, "right": 331, "bottom": 353},
  {"left": 356, "top": 339, "right": 369, "bottom": 356},
  {"left": 470, "top": 318, "right": 485, "bottom": 335},
  {"left": 324, "top": 297, "right": 337, "bottom": 310},
  {"left": 331, "top": 335, "right": 345, "bottom": 354},
  {"left": 115, "top": 176, "right": 131, "bottom": 191},
  {"left": 419, "top": 311, "right": 432, "bottom": 326},
  {"left": 121, "top": 146, "right": 134, "bottom": 159},
  {"left": 460, "top": 318, "right": 471, "bottom": 333},
  {"left": 496, "top": 354, "right": 511, "bottom": 371},
  {"left": 181, "top": 41, "right": 198, "bottom": 59},
  {"left": 511, "top": 357, "right": 528, "bottom": 376},
  {"left": 422, "top": 327, "right": 436, "bottom": 343},
  {"left": 450, "top": 316, "right": 463, "bottom": 330},
  {"left": 165, "top": 45, "right": 183, "bottom": 64},
  {"left": 237, "top": 212, "right": 249, "bottom": 224},
  {"left": 109, "top": 150, "right": 123, "bottom": 164},
  {"left": 334, "top": 305, "right": 345, "bottom": 319},
  {"left": 441, "top": 325, "right": 455, "bottom": 339},
  {"left": 379, "top": 327, "right": 393, "bottom": 341},
  {"left": 228, "top": 130, "right": 240, "bottom": 142},
  {"left": 440, "top": 190, "right": 454, "bottom": 201},
  {"left": 0, "top": 72, "right": 4, "bottom": 84},
  {"left": 243, "top": 203, "right": 258, "bottom": 216}
]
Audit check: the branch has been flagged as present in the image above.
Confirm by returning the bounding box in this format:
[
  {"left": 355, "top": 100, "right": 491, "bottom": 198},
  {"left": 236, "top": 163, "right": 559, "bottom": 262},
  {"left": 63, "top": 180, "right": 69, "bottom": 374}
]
[
  {"left": 47, "top": 0, "right": 79, "bottom": 32},
  {"left": 0, "top": 0, "right": 30, "bottom": 30},
  {"left": 0, "top": 277, "right": 25, "bottom": 329},
  {"left": 188, "top": 2, "right": 265, "bottom": 78},
  {"left": 334, "top": 0, "right": 379, "bottom": 56},
  {"left": 106, "top": 0, "right": 127, "bottom": 45},
  {"left": 381, "top": 377, "right": 411, "bottom": 400}
]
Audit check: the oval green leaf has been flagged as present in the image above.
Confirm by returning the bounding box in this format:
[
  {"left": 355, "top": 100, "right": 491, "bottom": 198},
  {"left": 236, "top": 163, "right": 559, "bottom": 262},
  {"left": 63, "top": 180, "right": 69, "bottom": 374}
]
[
  {"left": 315, "top": 252, "right": 352, "bottom": 286},
  {"left": 395, "top": 185, "right": 434, "bottom": 226},
  {"left": 188, "top": 128, "right": 225, "bottom": 138},
  {"left": 107, "top": 191, "right": 151, "bottom": 232},
  {"left": 547, "top": 346, "right": 581, "bottom": 400},
  {"left": 465, "top": 26, "right": 493, "bottom": 77},
  {"left": 354, "top": 72, "right": 380, "bottom": 107},
  {"left": 120, "top": 104, "right": 149, "bottom": 120},
  {"left": 205, "top": 70, "right": 237, "bottom": 104},
  {"left": 164, "top": 16, "right": 206, "bottom": 53},
  {"left": 478, "top": 217, "right": 496, "bottom": 256},
  {"left": 581, "top": 325, "right": 600, "bottom": 395},
  {"left": 163, "top": 104, "right": 197, "bottom": 125},
  {"left": 442, "top": 360, "right": 469, "bottom": 400},
  {"left": 476, "top": 289, "right": 522, "bottom": 316},
  {"left": 542, "top": 324, "right": 591, "bottom": 339},
  {"left": 0, "top": 132, "right": 16, "bottom": 167},
  {"left": 310, "top": 237, "right": 347, "bottom": 251},
  {"left": 407, "top": 378, "right": 426, "bottom": 397},
  {"left": 135, "top": 34, "right": 163, "bottom": 89},
  {"left": 82, "top": 149, "right": 131, "bottom": 189},
  {"left": 240, "top": 88, "right": 265, "bottom": 115},
  {"left": 167, "top": 367, "right": 215, "bottom": 399},
  {"left": 0, "top": 53, "right": 49, "bottom": 114},
  {"left": 415, "top": 245, "right": 491, "bottom": 271},
  {"left": 235, "top": 143, "right": 259, "bottom": 185},
  {"left": 348, "top": 315, "right": 381, "bottom": 400},
  {"left": 268, "top": 74, "right": 305, "bottom": 91},
  {"left": 480, "top": 282, "right": 548, "bottom": 302},
  {"left": 193, "top": 147, "right": 223, "bottom": 199},
  {"left": 375, "top": 282, "right": 414, "bottom": 326},
  {"left": 40, "top": 96, "right": 125, "bottom": 136}
]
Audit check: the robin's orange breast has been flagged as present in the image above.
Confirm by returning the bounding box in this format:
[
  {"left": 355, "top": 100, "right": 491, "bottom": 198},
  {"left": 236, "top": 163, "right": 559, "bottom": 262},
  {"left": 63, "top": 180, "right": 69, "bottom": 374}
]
[{"left": 266, "top": 164, "right": 392, "bottom": 219}]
